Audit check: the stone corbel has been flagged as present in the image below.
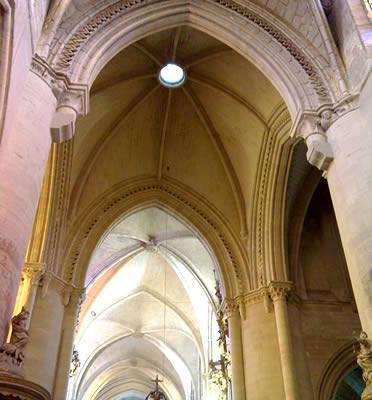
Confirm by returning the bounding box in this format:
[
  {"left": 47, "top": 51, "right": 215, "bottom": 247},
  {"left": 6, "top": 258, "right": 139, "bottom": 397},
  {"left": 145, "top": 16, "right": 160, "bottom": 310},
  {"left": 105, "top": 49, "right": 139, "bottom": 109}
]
[
  {"left": 293, "top": 112, "right": 334, "bottom": 171},
  {"left": 50, "top": 90, "right": 84, "bottom": 143},
  {"left": 30, "top": 55, "right": 89, "bottom": 143}
]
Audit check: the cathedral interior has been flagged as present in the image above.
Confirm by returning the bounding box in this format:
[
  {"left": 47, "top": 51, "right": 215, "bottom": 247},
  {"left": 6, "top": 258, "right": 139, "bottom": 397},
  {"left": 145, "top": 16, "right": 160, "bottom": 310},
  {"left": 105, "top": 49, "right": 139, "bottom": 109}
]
[{"left": 0, "top": 0, "right": 372, "bottom": 399}]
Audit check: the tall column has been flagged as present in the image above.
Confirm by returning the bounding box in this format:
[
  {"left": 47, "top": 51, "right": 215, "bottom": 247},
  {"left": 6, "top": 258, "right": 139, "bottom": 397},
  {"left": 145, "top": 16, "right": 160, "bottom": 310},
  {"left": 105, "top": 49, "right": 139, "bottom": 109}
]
[
  {"left": 325, "top": 82, "right": 372, "bottom": 337},
  {"left": 240, "top": 289, "right": 285, "bottom": 399},
  {"left": 0, "top": 70, "right": 56, "bottom": 345},
  {"left": 53, "top": 288, "right": 85, "bottom": 400},
  {"left": 0, "top": 55, "right": 87, "bottom": 346},
  {"left": 24, "top": 273, "right": 65, "bottom": 394},
  {"left": 269, "top": 282, "right": 298, "bottom": 400},
  {"left": 224, "top": 301, "right": 245, "bottom": 400}
]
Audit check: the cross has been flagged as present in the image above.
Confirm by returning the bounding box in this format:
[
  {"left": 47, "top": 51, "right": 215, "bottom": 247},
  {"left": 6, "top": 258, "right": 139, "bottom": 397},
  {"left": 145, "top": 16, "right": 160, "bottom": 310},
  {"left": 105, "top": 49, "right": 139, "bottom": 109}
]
[{"left": 152, "top": 375, "right": 163, "bottom": 390}]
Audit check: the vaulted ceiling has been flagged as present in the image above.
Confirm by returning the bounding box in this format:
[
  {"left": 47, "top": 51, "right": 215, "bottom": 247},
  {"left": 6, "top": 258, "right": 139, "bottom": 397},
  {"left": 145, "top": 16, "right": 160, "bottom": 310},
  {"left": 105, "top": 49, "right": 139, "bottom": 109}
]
[
  {"left": 70, "top": 26, "right": 283, "bottom": 237},
  {"left": 71, "top": 207, "right": 220, "bottom": 400}
]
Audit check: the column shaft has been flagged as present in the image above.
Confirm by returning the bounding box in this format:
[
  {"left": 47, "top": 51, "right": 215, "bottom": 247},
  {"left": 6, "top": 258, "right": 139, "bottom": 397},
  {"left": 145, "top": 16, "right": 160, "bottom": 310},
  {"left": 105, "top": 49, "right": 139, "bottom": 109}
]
[
  {"left": 24, "top": 281, "right": 65, "bottom": 394},
  {"left": 53, "top": 291, "right": 84, "bottom": 400},
  {"left": 273, "top": 298, "right": 297, "bottom": 400},
  {"left": 326, "top": 90, "right": 372, "bottom": 336},
  {"left": 0, "top": 71, "right": 56, "bottom": 344},
  {"left": 228, "top": 313, "right": 245, "bottom": 400}
]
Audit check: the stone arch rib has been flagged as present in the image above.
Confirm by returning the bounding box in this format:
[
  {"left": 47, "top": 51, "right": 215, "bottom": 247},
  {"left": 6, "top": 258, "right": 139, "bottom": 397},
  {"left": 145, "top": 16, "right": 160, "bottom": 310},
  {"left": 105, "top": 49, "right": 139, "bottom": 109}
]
[
  {"left": 62, "top": 178, "right": 250, "bottom": 296},
  {"left": 54, "top": 0, "right": 331, "bottom": 104}
]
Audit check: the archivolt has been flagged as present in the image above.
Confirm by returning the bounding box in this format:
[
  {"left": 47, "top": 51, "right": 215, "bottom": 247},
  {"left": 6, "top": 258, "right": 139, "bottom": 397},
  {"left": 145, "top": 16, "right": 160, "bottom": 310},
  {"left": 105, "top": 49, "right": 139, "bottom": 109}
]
[
  {"left": 48, "top": 0, "right": 342, "bottom": 117},
  {"left": 61, "top": 177, "right": 250, "bottom": 297}
]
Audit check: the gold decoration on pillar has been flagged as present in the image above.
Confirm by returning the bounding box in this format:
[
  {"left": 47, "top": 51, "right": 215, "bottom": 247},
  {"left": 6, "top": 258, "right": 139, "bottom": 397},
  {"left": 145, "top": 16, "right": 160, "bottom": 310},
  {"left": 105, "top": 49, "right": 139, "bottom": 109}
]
[{"left": 356, "top": 331, "right": 372, "bottom": 400}]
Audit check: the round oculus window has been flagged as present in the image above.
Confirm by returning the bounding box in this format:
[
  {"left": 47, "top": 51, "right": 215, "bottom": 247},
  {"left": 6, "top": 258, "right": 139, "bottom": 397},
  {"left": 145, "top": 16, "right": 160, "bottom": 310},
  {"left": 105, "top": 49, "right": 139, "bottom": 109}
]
[{"left": 159, "top": 63, "right": 185, "bottom": 87}]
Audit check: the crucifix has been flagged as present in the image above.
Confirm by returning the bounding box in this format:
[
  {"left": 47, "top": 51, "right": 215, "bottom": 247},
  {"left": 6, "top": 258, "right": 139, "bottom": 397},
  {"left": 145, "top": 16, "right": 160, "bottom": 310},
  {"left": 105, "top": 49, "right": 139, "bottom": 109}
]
[{"left": 152, "top": 375, "right": 163, "bottom": 390}]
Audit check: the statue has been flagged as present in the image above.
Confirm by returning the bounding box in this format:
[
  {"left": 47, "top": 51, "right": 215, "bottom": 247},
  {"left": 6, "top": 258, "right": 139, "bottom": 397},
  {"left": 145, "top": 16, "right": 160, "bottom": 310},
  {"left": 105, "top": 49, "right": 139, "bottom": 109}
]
[
  {"left": 209, "top": 360, "right": 227, "bottom": 400},
  {"left": 356, "top": 331, "right": 372, "bottom": 400},
  {"left": 70, "top": 348, "right": 81, "bottom": 377},
  {"left": 0, "top": 307, "right": 30, "bottom": 378}
]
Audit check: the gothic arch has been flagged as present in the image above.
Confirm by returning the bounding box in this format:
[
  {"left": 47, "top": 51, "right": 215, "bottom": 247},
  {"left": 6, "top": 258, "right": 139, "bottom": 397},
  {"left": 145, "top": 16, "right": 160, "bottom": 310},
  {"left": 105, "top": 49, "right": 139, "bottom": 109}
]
[
  {"left": 61, "top": 177, "right": 250, "bottom": 297},
  {"left": 46, "top": 0, "right": 348, "bottom": 119},
  {"left": 316, "top": 341, "right": 359, "bottom": 400}
]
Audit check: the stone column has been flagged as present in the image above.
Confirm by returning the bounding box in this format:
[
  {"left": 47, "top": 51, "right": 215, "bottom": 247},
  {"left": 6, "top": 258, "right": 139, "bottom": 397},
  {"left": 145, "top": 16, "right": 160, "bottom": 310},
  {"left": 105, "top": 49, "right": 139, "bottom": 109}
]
[
  {"left": 24, "top": 273, "right": 65, "bottom": 394},
  {"left": 240, "top": 289, "right": 285, "bottom": 399},
  {"left": 0, "top": 70, "right": 56, "bottom": 345},
  {"left": 325, "top": 84, "right": 372, "bottom": 337},
  {"left": 0, "top": 55, "right": 87, "bottom": 346},
  {"left": 224, "top": 301, "right": 245, "bottom": 400},
  {"left": 53, "top": 288, "right": 85, "bottom": 400},
  {"left": 269, "top": 282, "right": 298, "bottom": 400}
]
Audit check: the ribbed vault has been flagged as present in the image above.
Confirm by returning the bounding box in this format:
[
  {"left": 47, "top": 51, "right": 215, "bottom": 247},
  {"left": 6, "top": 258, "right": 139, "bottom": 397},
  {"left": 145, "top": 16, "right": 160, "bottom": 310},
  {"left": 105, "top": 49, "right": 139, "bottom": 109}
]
[{"left": 68, "top": 207, "right": 222, "bottom": 400}]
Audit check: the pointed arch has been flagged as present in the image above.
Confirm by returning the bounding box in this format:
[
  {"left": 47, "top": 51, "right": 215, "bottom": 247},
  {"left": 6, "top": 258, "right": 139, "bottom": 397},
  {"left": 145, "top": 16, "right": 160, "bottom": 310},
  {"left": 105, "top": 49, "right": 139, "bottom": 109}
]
[{"left": 61, "top": 177, "right": 250, "bottom": 297}]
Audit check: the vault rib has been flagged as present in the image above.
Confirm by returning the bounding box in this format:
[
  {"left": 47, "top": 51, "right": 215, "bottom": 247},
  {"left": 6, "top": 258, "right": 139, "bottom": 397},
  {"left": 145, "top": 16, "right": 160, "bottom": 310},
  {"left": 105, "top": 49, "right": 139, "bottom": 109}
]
[
  {"left": 181, "top": 85, "right": 248, "bottom": 236},
  {"left": 184, "top": 48, "right": 233, "bottom": 69},
  {"left": 188, "top": 73, "right": 267, "bottom": 127},
  {"left": 71, "top": 84, "right": 161, "bottom": 216},
  {"left": 157, "top": 89, "right": 172, "bottom": 179},
  {"left": 171, "top": 27, "right": 182, "bottom": 62},
  {"left": 133, "top": 43, "right": 163, "bottom": 67},
  {"left": 91, "top": 72, "right": 157, "bottom": 95}
]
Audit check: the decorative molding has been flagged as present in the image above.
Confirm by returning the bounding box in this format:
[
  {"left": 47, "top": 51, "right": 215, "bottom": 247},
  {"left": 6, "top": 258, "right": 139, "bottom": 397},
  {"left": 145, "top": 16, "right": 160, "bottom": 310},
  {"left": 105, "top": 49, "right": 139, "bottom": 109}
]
[
  {"left": 23, "top": 262, "right": 45, "bottom": 286},
  {"left": 40, "top": 270, "right": 85, "bottom": 308},
  {"left": 212, "top": 0, "right": 331, "bottom": 103},
  {"left": 220, "top": 298, "right": 240, "bottom": 318},
  {"left": 63, "top": 178, "right": 249, "bottom": 295},
  {"left": 55, "top": 0, "right": 147, "bottom": 70},
  {"left": 0, "top": 374, "right": 51, "bottom": 400},
  {"left": 30, "top": 55, "right": 89, "bottom": 115},
  {"left": 268, "top": 280, "right": 294, "bottom": 302},
  {"left": 54, "top": 0, "right": 330, "bottom": 103},
  {"left": 250, "top": 103, "right": 292, "bottom": 287}
]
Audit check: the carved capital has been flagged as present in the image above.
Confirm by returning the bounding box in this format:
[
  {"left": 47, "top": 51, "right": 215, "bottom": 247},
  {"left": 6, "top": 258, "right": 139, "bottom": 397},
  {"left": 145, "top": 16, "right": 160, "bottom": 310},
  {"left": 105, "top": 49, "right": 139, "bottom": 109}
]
[
  {"left": 23, "top": 262, "right": 45, "bottom": 286},
  {"left": 220, "top": 298, "right": 240, "bottom": 319},
  {"left": 268, "top": 281, "right": 293, "bottom": 302}
]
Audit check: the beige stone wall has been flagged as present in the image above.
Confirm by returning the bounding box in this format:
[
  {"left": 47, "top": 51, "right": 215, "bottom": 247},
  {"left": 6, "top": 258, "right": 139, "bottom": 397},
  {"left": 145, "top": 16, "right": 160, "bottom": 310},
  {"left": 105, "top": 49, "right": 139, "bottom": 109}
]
[{"left": 301, "top": 302, "right": 361, "bottom": 390}]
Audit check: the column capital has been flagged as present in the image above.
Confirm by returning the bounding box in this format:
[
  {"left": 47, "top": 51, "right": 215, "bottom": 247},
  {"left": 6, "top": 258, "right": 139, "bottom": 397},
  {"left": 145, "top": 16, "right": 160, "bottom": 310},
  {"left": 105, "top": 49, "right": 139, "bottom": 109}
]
[
  {"left": 23, "top": 262, "right": 45, "bottom": 285},
  {"left": 220, "top": 298, "right": 240, "bottom": 318},
  {"left": 268, "top": 281, "right": 294, "bottom": 302}
]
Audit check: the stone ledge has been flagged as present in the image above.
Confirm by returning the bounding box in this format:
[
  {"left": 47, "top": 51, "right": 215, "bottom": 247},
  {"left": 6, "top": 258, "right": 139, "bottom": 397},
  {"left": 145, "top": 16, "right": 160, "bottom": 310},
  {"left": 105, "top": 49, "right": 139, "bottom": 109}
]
[{"left": 0, "top": 374, "right": 50, "bottom": 400}]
